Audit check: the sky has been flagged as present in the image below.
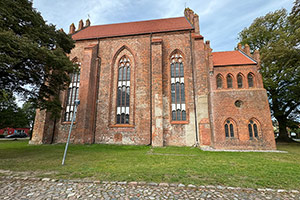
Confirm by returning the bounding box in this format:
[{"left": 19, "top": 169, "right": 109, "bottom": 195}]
[{"left": 32, "top": 0, "right": 294, "bottom": 52}]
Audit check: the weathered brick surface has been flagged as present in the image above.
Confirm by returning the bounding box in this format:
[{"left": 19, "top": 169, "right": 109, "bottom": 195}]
[
  {"left": 31, "top": 9, "right": 276, "bottom": 150},
  {"left": 209, "top": 64, "right": 276, "bottom": 150},
  {"left": 151, "top": 38, "right": 164, "bottom": 147}
]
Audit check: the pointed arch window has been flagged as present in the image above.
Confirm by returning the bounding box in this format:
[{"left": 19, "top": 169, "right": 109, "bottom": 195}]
[
  {"left": 248, "top": 73, "right": 254, "bottom": 88},
  {"left": 216, "top": 74, "right": 223, "bottom": 89},
  {"left": 64, "top": 63, "right": 81, "bottom": 122},
  {"left": 248, "top": 119, "right": 259, "bottom": 139},
  {"left": 226, "top": 74, "right": 233, "bottom": 88},
  {"left": 116, "top": 56, "right": 130, "bottom": 124},
  {"left": 225, "top": 119, "right": 235, "bottom": 138},
  {"left": 237, "top": 73, "right": 243, "bottom": 88},
  {"left": 171, "top": 53, "right": 186, "bottom": 121}
]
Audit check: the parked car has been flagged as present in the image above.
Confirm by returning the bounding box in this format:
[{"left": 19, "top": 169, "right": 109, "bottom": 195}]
[{"left": 6, "top": 132, "right": 28, "bottom": 138}]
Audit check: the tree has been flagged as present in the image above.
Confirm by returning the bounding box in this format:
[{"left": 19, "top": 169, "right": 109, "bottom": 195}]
[
  {"left": 0, "top": 90, "right": 28, "bottom": 129},
  {"left": 238, "top": 2, "right": 300, "bottom": 142},
  {"left": 0, "top": 0, "right": 76, "bottom": 118},
  {"left": 22, "top": 100, "right": 36, "bottom": 128}
]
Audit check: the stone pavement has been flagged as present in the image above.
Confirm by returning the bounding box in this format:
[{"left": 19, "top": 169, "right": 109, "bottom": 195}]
[{"left": 1, "top": 176, "right": 299, "bottom": 200}]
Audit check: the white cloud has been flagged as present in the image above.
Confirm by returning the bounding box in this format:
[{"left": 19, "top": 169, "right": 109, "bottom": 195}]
[{"left": 33, "top": 0, "right": 294, "bottom": 51}]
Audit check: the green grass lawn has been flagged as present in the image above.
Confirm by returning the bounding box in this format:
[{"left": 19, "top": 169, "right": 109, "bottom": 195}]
[{"left": 0, "top": 140, "right": 300, "bottom": 190}]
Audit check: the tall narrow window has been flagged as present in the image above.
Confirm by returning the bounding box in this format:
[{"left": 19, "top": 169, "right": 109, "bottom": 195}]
[
  {"left": 248, "top": 73, "right": 254, "bottom": 88},
  {"left": 170, "top": 53, "right": 186, "bottom": 121},
  {"left": 216, "top": 74, "right": 223, "bottom": 89},
  {"left": 64, "top": 65, "right": 81, "bottom": 122},
  {"left": 227, "top": 74, "right": 233, "bottom": 88},
  {"left": 225, "top": 119, "right": 235, "bottom": 138},
  {"left": 237, "top": 73, "right": 243, "bottom": 88},
  {"left": 248, "top": 119, "right": 259, "bottom": 139},
  {"left": 116, "top": 56, "right": 130, "bottom": 124}
]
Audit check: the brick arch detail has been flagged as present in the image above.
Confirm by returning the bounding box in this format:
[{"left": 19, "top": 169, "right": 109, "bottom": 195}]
[
  {"left": 216, "top": 73, "right": 224, "bottom": 89},
  {"left": 236, "top": 72, "right": 245, "bottom": 88},
  {"left": 223, "top": 118, "right": 239, "bottom": 139},
  {"left": 109, "top": 45, "right": 136, "bottom": 126},
  {"left": 226, "top": 73, "right": 234, "bottom": 88},
  {"left": 247, "top": 72, "right": 256, "bottom": 88},
  {"left": 169, "top": 49, "right": 185, "bottom": 60},
  {"left": 248, "top": 117, "right": 262, "bottom": 139}
]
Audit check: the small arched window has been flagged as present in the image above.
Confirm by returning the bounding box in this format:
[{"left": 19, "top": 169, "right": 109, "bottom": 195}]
[
  {"left": 216, "top": 74, "right": 223, "bottom": 89},
  {"left": 224, "top": 119, "right": 235, "bottom": 138},
  {"left": 116, "top": 56, "right": 131, "bottom": 124},
  {"left": 248, "top": 119, "right": 259, "bottom": 139},
  {"left": 170, "top": 53, "right": 186, "bottom": 121},
  {"left": 226, "top": 74, "right": 233, "bottom": 88},
  {"left": 237, "top": 73, "right": 243, "bottom": 88},
  {"left": 248, "top": 73, "right": 254, "bottom": 88}
]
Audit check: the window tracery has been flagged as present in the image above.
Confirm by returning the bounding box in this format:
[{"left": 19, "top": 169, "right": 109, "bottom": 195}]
[
  {"left": 170, "top": 53, "right": 186, "bottom": 121},
  {"left": 116, "top": 56, "right": 131, "bottom": 124},
  {"left": 64, "top": 62, "right": 81, "bottom": 122}
]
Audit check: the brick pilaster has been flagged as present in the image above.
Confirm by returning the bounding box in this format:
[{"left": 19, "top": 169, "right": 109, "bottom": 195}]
[{"left": 151, "top": 38, "right": 164, "bottom": 147}]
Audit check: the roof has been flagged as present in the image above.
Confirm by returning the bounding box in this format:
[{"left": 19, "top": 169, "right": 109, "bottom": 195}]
[
  {"left": 72, "top": 17, "right": 193, "bottom": 40},
  {"left": 212, "top": 50, "right": 256, "bottom": 66}
]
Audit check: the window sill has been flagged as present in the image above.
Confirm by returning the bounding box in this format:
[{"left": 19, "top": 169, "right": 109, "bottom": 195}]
[
  {"left": 171, "top": 121, "right": 189, "bottom": 125},
  {"left": 249, "top": 137, "right": 260, "bottom": 140},
  {"left": 109, "top": 124, "right": 135, "bottom": 128},
  {"left": 62, "top": 121, "right": 76, "bottom": 125}
]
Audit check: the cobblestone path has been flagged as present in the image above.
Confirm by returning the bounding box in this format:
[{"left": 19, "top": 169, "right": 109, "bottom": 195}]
[{"left": 1, "top": 176, "right": 299, "bottom": 200}]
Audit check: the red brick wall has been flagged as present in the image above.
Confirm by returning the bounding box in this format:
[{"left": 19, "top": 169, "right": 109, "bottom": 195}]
[
  {"left": 31, "top": 26, "right": 276, "bottom": 150},
  {"left": 209, "top": 64, "right": 276, "bottom": 150}
]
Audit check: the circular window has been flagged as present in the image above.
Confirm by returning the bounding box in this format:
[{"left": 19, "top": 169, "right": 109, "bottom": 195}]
[{"left": 235, "top": 100, "right": 243, "bottom": 108}]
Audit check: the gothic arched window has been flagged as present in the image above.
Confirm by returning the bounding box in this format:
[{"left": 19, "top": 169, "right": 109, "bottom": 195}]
[
  {"left": 248, "top": 119, "right": 260, "bottom": 139},
  {"left": 226, "top": 74, "right": 233, "bottom": 88},
  {"left": 170, "top": 53, "right": 186, "bottom": 121},
  {"left": 64, "top": 62, "right": 81, "bottom": 122},
  {"left": 248, "top": 73, "right": 254, "bottom": 88},
  {"left": 237, "top": 73, "right": 243, "bottom": 88},
  {"left": 216, "top": 74, "right": 223, "bottom": 89},
  {"left": 116, "top": 56, "right": 131, "bottom": 124},
  {"left": 224, "top": 119, "right": 235, "bottom": 138}
]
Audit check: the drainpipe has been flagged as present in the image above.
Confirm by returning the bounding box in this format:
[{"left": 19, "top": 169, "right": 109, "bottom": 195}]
[
  {"left": 93, "top": 39, "right": 101, "bottom": 143},
  {"left": 189, "top": 31, "right": 199, "bottom": 146},
  {"left": 149, "top": 32, "right": 153, "bottom": 145}
]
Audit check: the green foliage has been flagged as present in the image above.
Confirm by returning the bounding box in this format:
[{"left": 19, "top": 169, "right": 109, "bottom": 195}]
[
  {"left": 0, "top": 141, "right": 300, "bottom": 190},
  {"left": 0, "top": 0, "right": 76, "bottom": 118},
  {"left": 21, "top": 100, "right": 36, "bottom": 128},
  {"left": 238, "top": 3, "right": 300, "bottom": 141},
  {"left": 0, "top": 91, "right": 28, "bottom": 128}
]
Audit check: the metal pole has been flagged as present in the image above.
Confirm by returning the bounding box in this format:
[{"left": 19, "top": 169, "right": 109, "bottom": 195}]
[{"left": 62, "top": 100, "right": 80, "bottom": 165}]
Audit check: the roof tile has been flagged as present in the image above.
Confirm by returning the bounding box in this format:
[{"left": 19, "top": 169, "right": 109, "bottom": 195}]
[
  {"left": 212, "top": 51, "right": 256, "bottom": 66},
  {"left": 72, "top": 17, "right": 193, "bottom": 40}
]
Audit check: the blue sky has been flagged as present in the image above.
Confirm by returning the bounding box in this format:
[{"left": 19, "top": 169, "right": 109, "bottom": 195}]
[{"left": 33, "top": 0, "right": 293, "bottom": 51}]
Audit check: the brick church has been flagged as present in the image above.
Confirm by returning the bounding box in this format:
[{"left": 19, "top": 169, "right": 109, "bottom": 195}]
[{"left": 30, "top": 8, "right": 276, "bottom": 150}]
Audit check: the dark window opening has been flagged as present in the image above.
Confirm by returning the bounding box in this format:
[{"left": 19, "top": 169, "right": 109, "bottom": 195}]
[
  {"left": 237, "top": 74, "right": 243, "bottom": 88},
  {"left": 227, "top": 75, "right": 233, "bottom": 88},
  {"left": 217, "top": 75, "right": 223, "bottom": 89},
  {"left": 225, "top": 120, "right": 235, "bottom": 138},
  {"left": 248, "top": 73, "right": 254, "bottom": 88},
  {"left": 248, "top": 120, "right": 259, "bottom": 139}
]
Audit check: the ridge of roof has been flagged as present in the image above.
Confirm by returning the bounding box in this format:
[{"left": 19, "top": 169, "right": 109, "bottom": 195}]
[
  {"left": 212, "top": 50, "right": 256, "bottom": 66},
  {"left": 237, "top": 49, "right": 257, "bottom": 64},
  {"left": 88, "top": 16, "right": 189, "bottom": 28},
  {"left": 72, "top": 16, "right": 193, "bottom": 41}
]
